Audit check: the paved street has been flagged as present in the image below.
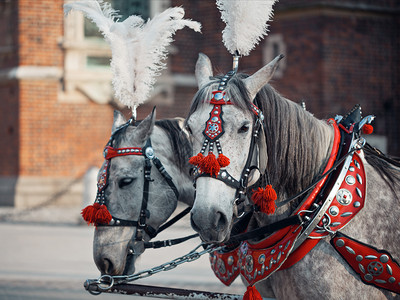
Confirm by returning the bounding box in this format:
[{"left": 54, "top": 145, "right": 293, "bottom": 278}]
[{"left": 0, "top": 205, "right": 247, "bottom": 300}]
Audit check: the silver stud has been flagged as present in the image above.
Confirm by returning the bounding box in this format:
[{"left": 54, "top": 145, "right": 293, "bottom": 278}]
[
  {"left": 329, "top": 206, "right": 339, "bottom": 216},
  {"left": 354, "top": 201, "right": 361, "bottom": 208},
  {"left": 359, "top": 263, "right": 365, "bottom": 274},
  {"left": 345, "top": 175, "right": 355, "bottom": 185},
  {"left": 345, "top": 246, "right": 355, "bottom": 255},
  {"left": 336, "top": 239, "right": 345, "bottom": 247},
  {"left": 380, "top": 254, "right": 389, "bottom": 263},
  {"left": 356, "top": 255, "right": 363, "bottom": 262},
  {"left": 349, "top": 166, "right": 355, "bottom": 172},
  {"left": 387, "top": 264, "right": 393, "bottom": 275},
  {"left": 354, "top": 159, "right": 360, "bottom": 169},
  {"left": 356, "top": 174, "right": 363, "bottom": 184},
  {"left": 341, "top": 212, "right": 353, "bottom": 217},
  {"left": 356, "top": 187, "right": 362, "bottom": 198},
  {"left": 364, "top": 274, "right": 373, "bottom": 281},
  {"left": 389, "top": 277, "right": 396, "bottom": 283}
]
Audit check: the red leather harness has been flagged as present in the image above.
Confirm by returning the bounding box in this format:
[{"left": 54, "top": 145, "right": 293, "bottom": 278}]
[{"left": 209, "top": 118, "right": 400, "bottom": 294}]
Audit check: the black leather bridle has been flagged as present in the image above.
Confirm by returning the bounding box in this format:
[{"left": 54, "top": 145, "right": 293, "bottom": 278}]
[{"left": 96, "top": 118, "right": 181, "bottom": 242}]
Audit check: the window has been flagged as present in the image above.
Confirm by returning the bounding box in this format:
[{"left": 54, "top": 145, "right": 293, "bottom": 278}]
[
  {"left": 263, "top": 34, "right": 286, "bottom": 78},
  {"left": 61, "top": 0, "right": 172, "bottom": 105}
]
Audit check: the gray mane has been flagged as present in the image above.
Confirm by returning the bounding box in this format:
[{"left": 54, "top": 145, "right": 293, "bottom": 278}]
[
  {"left": 187, "top": 73, "right": 332, "bottom": 202},
  {"left": 155, "top": 119, "right": 192, "bottom": 172},
  {"left": 112, "top": 119, "right": 192, "bottom": 173}
]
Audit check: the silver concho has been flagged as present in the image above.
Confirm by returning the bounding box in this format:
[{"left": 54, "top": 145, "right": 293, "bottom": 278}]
[
  {"left": 245, "top": 255, "right": 254, "bottom": 273},
  {"left": 145, "top": 147, "right": 155, "bottom": 159},
  {"left": 216, "top": 258, "right": 226, "bottom": 274},
  {"left": 227, "top": 256, "right": 234, "bottom": 266},
  {"left": 258, "top": 254, "right": 266, "bottom": 264},
  {"left": 345, "top": 175, "right": 356, "bottom": 185},
  {"left": 367, "top": 261, "right": 383, "bottom": 276},
  {"left": 208, "top": 123, "right": 219, "bottom": 133},
  {"left": 214, "top": 93, "right": 224, "bottom": 100},
  {"left": 336, "top": 189, "right": 353, "bottom": 206}
]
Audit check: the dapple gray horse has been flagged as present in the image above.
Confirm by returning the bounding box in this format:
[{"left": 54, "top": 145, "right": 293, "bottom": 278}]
[
  {"left": 187, "top": 53, "right": 400, "bottom": 299},
  {"left": 93, "top": 109, "right": 194, "bottom": 276}
]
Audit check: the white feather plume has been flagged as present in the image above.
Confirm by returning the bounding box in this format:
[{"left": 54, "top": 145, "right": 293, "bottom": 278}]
[
  {"left": 216, "top": 0, "right": 278, "bottom": 56},
  {"left": 64, "top": 0, "right": 201, "bottom": 112}
]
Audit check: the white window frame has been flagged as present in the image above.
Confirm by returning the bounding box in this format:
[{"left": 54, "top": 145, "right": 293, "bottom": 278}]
[{"left": 61, "top": 0, "right": 173, "bottom": 106}]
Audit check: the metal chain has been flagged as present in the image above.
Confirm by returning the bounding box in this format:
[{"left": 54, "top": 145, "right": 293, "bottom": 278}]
[{"left": 85, "top": 243, "right": 223, "bottom": 292}]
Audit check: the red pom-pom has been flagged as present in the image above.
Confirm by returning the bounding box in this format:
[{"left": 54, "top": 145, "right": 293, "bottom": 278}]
[
  {"left": 217, "top": 153, "right": 230, "bottom": 168},
  {"left": 95, "top": 204, "right": 112, "bottom": 225},
  {"left": 243, "top": 285, "right": 262, "bottom": 300},
  {"left": 199, "top": 152, "right": 220, "bottom": 177},
  {"left": 251, "top": 185, "right": 277, "bottom": 215},
  {"left": 189, "top": 153, "right": 204, "bottom": 166},
  {"left": 362, "top": 124, "right": 373, "bottom": 135},
  {"left": 81, "top": 202, "right": 100, "bottom": 225}
]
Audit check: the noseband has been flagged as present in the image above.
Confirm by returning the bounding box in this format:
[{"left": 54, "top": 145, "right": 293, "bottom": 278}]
[{"left": 89, "top": 118, "right": 179, "bottom": 242}]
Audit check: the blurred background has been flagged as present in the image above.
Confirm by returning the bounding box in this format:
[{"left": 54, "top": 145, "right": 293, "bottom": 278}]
[{"left": 0, "top": 0, "right": 399, "bottom": 298}]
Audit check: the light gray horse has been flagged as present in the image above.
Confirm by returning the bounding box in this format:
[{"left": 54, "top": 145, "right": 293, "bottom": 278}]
[
  {"left": 93, "top": 109, "right": 194, "bottom": 276},
  {"left": 186, "top": 53, "right": 400, "bottom": 299}
]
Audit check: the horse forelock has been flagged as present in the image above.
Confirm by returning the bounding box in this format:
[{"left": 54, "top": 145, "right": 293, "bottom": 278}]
[{"left": 186, "top": 73, "right": 254, "bottom": 123}]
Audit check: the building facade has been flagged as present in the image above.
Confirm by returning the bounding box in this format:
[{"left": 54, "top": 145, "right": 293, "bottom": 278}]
[{"left": 0, "top": 0, "right": 399, "bottom": 207}]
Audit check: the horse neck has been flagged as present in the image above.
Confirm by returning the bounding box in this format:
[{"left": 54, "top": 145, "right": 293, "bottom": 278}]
[
  {"left": 261, "top": 92, "right": 335, "bottom": 215},
  {"left": 151, "top": 124, "right": 194, "bottom": 207}
]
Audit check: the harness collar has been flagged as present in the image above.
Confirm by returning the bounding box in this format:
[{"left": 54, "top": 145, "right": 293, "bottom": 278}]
[{"left": 209, "top": 113, "right": 400, "bottom": 294}]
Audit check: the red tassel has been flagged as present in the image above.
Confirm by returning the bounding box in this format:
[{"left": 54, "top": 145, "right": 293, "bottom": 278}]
[
  {"left": 243, "top": 285, "right": 262, "bottom": 300},
  {"left": 217, "top": 153, "right": 230, "bottom": 168},
  {"left": 189, "top": 153, "right": 204, "bottom": 166},
  {"left": 252, "top": 185, "right": 277, "bottom": 215},
  {"left": 362, "top": 124, "right": 373, "bottom": 135},
  {"left": 95, "top": 204, "right": 112, "bottom": 225},
  {"left": 199, "top": 152, "right": 220, "bottom": 177},
  {"left": 81, "top": 202, "right": 100, "bottom": 225}
]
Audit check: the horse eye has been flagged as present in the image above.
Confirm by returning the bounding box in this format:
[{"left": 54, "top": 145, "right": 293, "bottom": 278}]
[
  {"left": 186, "top": 125, "right": 193, "bottom": 135},
  {"left": 238, "top": 124, "right": 250, "bottom": 133},
  {"left": 119, "top": 177, "right": 134, "bottom": 188}
]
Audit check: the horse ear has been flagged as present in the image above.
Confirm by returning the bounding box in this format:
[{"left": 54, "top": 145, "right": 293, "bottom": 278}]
[
  {"left": 112, "top": 110, "right": 127, "bottom": 134},
  {"left": 195, "top": 53, "right": 213, "bottom": 89},
  {"left": 244, "top": 54, "right": 284, "bottom": 101},
  {"left": 132, "top": 107, "right": 156, "bottom": 144}
]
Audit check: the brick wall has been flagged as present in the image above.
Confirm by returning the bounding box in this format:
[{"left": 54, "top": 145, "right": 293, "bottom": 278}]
[{"left": 0, "top": 0, "right": 399, "bottom": 207}]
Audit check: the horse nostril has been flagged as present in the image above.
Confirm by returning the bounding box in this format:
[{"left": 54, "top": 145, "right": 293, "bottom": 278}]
[
  {"left": 215, "top": 212, "right": 227, "bottom": 231},
  {"left": 190, "top": 212, "right": 201, "bottom": 233},
  {"left": 103, "top": 258, "right": 115, "bottom": 275}
]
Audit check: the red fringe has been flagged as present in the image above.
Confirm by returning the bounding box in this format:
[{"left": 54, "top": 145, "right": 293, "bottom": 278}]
[
  {"left": 217, "top": 153, "right": 230, "bottom": 167},
  {"left": 243, "top": 285, "right": 262, "bottom": 300},
  {"left": 189, "top": 153, "right": 204, "bottom": 166},
  {"left": 362, "top": 124, "right": 373, "bottom": 135},
  {"left": 81, "top": 202, "right": 100, "bottom": 225},
  {"left": 95, "top": 204, "right": 112, "bottom": 225},
  {"left": 252, "top": 185, "right": 277, "bottom": 215},
  {"left": 199, "top": 152, "right": 220, "bottom": 177}
]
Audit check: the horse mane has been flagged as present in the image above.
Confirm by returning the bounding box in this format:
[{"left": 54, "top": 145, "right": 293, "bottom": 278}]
[
  {"left": 364, "top": 143, "right": 400, "bottom": 195},
  {"left": 155, "top": 119, "right": 192, "bottom": 172},
  {"left": 112, "top": 119, "right": 192, "bottom": 173},
  {"left": 187, "top": 73, "right": 334, "bottom": 202}
]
